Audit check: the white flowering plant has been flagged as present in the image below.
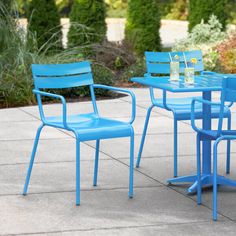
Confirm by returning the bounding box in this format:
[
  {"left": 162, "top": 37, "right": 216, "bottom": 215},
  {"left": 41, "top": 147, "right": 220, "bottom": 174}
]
[{"left": 173, "top": 15, "right": 227, "bottom": 71}]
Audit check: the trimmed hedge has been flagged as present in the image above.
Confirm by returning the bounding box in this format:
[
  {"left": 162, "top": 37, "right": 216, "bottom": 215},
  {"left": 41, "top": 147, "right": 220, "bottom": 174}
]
[
  {"left": 125, "top": 0, "right": 161, "bottom": 56},
  {"left": 27, "top": 0, "right": 62, "bottom": 52},
  {"left": 68, "top": 0, "right": 107, "bottom": 47},
  {"left": 188, "top": 0, "right": 228, "bottom": 32}
]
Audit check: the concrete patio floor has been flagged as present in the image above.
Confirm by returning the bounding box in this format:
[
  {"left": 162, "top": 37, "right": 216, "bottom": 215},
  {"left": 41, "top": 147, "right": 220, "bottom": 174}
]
[{"left": 1, "top": 88, "right": 236, "bottom": 235}]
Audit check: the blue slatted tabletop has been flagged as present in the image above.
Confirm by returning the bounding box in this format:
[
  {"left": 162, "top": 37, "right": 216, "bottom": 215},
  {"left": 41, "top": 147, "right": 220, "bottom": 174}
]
[{"left": 131, "top": 75, "right": 224, "bottom": 92}]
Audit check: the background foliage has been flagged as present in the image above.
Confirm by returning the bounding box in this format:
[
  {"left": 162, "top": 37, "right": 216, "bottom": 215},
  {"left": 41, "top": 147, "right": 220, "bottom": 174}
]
[
  {"left": 27, "top": 0, "right": 63, "bottom": 52},
  {"left": 217, "top": 33, "right": 236, "bottom": 73},
  {"left": 105, "top": 0, "right": 127, "bottom": 18},
  {"left": 68, "top": 0, "right": 107, "bottom": 48},
  {"left": 188, "top": 0, "right": 228, "bottom": 32},
  {"left": 0, "top": 0, "right": 115, "bottom": 108},
  {"left": 173, "top": 15, "right": 231, "bottom": 72},
  {"left": 1, "top": 0, "right": 236, "bottom": 108},
  {"left": 125, "top": 0, "right": 161, "bottom": 56}
]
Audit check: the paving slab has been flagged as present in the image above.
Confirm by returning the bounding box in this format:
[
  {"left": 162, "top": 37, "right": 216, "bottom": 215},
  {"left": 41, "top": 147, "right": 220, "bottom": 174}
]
[
  {"left": 0, "top": 138, "right": 110, "bottom": 164},
  {"left": 198, "top": 187, "right": 236, "bottom": 221},
  {"left": 129, "top": 154, "right": 236, "bottom": 220},
  {"left": 1, "top": 87, "right": 236, "bottom": 235},
  {"left": 0, "top": 120, "right": 70, "bottom": 141},
  {"left": 0, "top": 107, "right": 37, "bottom": 122},
  {"left": 93, "top": 131, "right": 236, "bottom": 159},
  {"left": 0, "top": 159, "right": 159, "bottom": 195},
  {"left": 120, "top": 88, "right": 152, "bottom": 102},
  {"left": 0, "top": 187, "right": 221, "bottom": 235},
  {"left": 125, "top": 154, "right": 236, "bottom": 186},
  {"left": 131, "top": 115, "right": 194, "bottom": 135},
  {"left": 33, "top": 221, "right": 236, "bottom": 236}
]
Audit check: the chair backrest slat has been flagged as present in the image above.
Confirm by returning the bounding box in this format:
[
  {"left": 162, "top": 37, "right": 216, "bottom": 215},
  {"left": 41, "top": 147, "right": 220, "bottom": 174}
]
[
  {"left": 145, "top": 50, "right": 204, "bottom": 75},
  {"left": 32, "top": 61, "right": 94, "bottom": 89},
  {"left": 223, "top": 77, "right": 236, "bottom": 102}
]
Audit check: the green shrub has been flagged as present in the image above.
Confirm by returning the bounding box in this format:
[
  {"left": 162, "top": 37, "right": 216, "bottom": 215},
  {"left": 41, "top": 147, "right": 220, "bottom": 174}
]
[
  {"left": 227, "top": 0, "right": 236, "bottom": 24},
  {"left": 125, "top": 0, "right": 161, "bottom": 56},
  {"left": 188, "top": 0, "right": 228, "bottom": 32},
  {"left": 158, "top": 0, "right": 174, "bottom": 18},
  {"left": 105, "top": 0, "right": 127, "bottom": 18},
  {"left": 68, "top": 0, "right": 107, "bottom": 48},
  {"left": 120, "top": 59, "right": 145, "bottom": 83},
  {"left": 92, "top": 63, "right": 115, "bottom": 95},
  {"left": 1, "top": 0, "right": 14, "bottom": 11},
  {"left": 173, "top": 15, "right": 226, "bottom": 71},
  {"left": 165, "top": 0, "right": 188, "bottom": 21},
  {"left": 0, "top": 1, "right": 114, "bottom": 108},
  {"left": 27, "top": 0, "right": 62, "bottom": 52},
  {"left": 0, "top": 1, "right": 36, "bottom": 107},
  {"left": 90, "top": 41, "right": 136, "bottom": 71}
]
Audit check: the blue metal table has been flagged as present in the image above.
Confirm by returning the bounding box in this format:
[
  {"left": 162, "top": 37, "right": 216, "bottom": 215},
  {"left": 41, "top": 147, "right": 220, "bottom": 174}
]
[{"left": 131, "top": 75, "right": 236, "bottom": 193}]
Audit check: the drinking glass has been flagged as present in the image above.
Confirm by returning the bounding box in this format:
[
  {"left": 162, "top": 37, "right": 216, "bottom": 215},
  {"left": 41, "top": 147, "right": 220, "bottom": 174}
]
[
  {"left": 170, "top": 61, "right": 179, "bottom": 81},
  {"left": 184, "top": 67, "right": 194, "bottom": 84}
]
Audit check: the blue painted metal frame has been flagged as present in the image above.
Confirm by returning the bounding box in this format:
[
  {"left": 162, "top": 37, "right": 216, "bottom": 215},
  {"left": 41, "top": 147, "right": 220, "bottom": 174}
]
[
  {"left": 191, "top": 76, "right": 236, "bottom": 221},
  {"left": 23, "top": 61, "right": 136, "bottom": 205},
  {"left": 131, "top": 73, "right": 234, "bottom": 194},
  {"left": 134, "top": 50, "right": 231, "bottom": 179}
]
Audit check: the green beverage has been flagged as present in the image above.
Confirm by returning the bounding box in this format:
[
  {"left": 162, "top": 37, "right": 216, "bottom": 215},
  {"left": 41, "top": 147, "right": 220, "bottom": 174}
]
[
  {"left": 170, "top": 61, "right": 179, "bottom": 81},
  {"left": 184, "top": 67, "right": 194, "bottom": 84}
]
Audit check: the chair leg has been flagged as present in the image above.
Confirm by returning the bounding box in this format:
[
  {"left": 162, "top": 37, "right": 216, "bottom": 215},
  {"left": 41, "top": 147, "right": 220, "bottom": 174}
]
[
  {"left": 173, "top": 119, "right": 178, "bottom": 177},
  {"left": 93, "top": 140, "right": 100, "bottom": 186},
  {"left": 213, "top": 141, "right": 219, "bottom": 221},
  {"left": 76, "top": 137, "right": 81, "bottom": 206},
  {"left": 129, "top": 134, "right": 134, "bottom": 198},
  {"left": 196, "top": 133, "right": 202, "bottom": 205},
  {"left": 23, "top": 124, "right": 44, "bottom": 195},
  {"left": 136, "top": 105, "right": 154, "bottom": 168},
  {"left": 226, "top": 114, "right": 231, "bottom": 174}
]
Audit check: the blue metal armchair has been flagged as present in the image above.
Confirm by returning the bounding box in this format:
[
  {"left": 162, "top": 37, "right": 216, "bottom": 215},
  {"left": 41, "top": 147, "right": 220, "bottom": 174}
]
[
  {"left": 23, "top": 61, "right": 136, "bottom": 205},
  {"left": 191, "top": 76, "right": 236, "bottom": 221},
  {"left": 136, "top": 50, "right": 231, "bottom": 178}
]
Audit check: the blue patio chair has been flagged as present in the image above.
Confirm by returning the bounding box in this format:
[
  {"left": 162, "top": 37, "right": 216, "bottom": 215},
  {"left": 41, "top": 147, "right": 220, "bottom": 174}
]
[
  {"left": 23, "top": 61, "right": 136, "bottom": 205},
  {"left": 136, "top": 50, "right": 231, "bottom": 178},
  {"left": 191, "top": 76, "right": 236, "bottom": 221}
]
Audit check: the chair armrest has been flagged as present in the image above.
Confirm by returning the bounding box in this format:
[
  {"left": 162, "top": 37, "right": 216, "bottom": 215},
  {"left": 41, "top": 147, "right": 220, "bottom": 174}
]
[
  {"left": 226, "top": 102, "right": 234, "bottom": 108},
  {"left": 191, "top": 98, "right": 222, "bottom": 133},
  {"left": 218, "top": 135, "right": 236, "bottom": 142},
  {"left": 93, "top": 84, "right": 136, "bottom": 124},
  {"left": 33, "top": 89, "right": 68, "bottom": 129}
]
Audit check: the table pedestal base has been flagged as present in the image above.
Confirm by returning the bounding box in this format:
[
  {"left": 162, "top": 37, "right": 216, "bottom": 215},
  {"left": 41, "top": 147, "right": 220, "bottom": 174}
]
[{"left": 167, "top": 174, "right": 236, "bottom": 193}]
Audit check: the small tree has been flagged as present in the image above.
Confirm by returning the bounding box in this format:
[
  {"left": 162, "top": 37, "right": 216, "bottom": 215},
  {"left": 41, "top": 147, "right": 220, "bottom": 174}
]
[
  {"left": 125, "top": 0, "right": 161, "bottom": 56},
  {"left": 68, "top": 0, "right": 107, "bottom": 48},
  {"left": 188, "top": 0, "right": 228, "bottom": 32},
  {"left": 166, "top": 0, "right": 188, "bottom": 21},
  {"left": 27, "top": 0, "right": 62, "bottom": 52}
]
